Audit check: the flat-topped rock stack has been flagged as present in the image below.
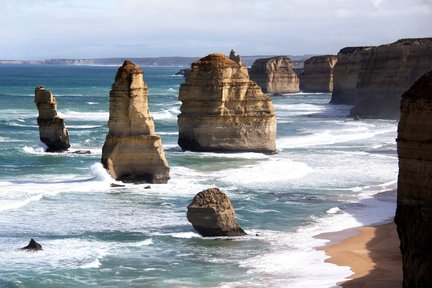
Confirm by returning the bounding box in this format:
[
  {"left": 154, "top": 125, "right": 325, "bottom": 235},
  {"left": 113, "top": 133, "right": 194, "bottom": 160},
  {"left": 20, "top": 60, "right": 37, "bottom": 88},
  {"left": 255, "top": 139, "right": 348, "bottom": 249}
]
[
  {"left": 178, "top": 53, "right": 276, "bottom": 153},
  {"left": 330, "top": 47, "right": 373, "bottom": 105},
  {"left": 350, "top": 38, "right": 432, "bottom": 119},
  {"left": 395, "top": 71, "right": 432, "bottom": 287},
  {"left": 249, "top": 56, "right": 300, "bottom": 94},
  {"left": 300, "top": 55, "right": 337, "bottom": 93},
  {"left": 34, "top": 86, "right": 70, "bottom": 152},
  {"left": 101, "top": 60, "right": 170, "bottom": 183}
]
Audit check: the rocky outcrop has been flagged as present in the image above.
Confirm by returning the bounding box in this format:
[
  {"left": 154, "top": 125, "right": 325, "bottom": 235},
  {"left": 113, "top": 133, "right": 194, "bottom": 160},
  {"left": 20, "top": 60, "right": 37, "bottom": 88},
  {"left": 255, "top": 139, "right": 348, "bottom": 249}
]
[
  {"left": 175, "top": 68, "right": 191, "bottom": 79},
  {"left": 187, "top": 188, "right": 246, "bottom": 237},
  {"left": 34, "top": 86, "right": 70, "bottom": 152},
  {"left": 300, "top": 55, "right": 337, "bottom": 93},
  {"left": 20, "top": 239, "right": 43, "bottom": 251},
  {"left": 330, "top": 47, "right": 372, "bottom": 104},
  {"left": 350, "top": 38, "right": 432, "bottom": 119},
  {"left": 101, "top": 60, "right": 170, "bottom": 183},
  {"left": 249, "top": 56, "right": 300, "bottom": 94},
  {"left": 178, "top": 53, "right": 276, "bottom": 153},
  {"left": 395, "top": 71, "right": 432, "bottom": 288}
]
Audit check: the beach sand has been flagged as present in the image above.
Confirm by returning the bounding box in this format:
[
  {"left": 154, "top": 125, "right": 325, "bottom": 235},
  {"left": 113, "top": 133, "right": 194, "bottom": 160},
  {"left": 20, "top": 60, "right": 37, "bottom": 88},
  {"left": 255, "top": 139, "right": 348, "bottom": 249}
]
[{"left": 320, "top": 222, "right": 402, "bottom": 288}]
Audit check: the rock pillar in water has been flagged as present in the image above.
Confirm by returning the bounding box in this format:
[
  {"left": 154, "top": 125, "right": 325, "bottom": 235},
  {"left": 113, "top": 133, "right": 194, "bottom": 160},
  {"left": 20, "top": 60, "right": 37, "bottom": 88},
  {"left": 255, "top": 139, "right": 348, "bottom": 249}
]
[
  {"left": 178, "top": 53, "right": 276, "bottom": 153},
  {"left": 300, "top": 55, "right": 337, "bottom": 93},
  {"left": 34, "top": 86, "right": 70, "bottom": 152},
  {"left": 249, "top": 56, "right": 300, "bottom": 94},
  {"left": 101, "top": 60, "right": 170, "bottom": 183},
  {"left": 187, "top": 188, "right": 246, "bottom": 237},
  {"left": 395, "top": 71, "right": 432, "bottom": 287}
]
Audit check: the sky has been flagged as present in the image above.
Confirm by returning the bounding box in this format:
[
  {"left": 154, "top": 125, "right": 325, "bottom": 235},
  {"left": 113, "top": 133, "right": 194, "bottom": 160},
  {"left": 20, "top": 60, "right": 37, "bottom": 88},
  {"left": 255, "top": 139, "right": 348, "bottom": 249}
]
[{"left": 0, "top": 0, "right": 431, "bottom": 60}]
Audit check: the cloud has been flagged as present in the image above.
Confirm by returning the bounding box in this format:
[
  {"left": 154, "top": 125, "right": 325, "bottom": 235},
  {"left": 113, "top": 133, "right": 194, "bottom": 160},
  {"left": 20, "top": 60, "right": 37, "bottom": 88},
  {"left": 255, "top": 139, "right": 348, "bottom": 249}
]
[{"left": 0, "top": 0, "right": 430, "bottom": 59}]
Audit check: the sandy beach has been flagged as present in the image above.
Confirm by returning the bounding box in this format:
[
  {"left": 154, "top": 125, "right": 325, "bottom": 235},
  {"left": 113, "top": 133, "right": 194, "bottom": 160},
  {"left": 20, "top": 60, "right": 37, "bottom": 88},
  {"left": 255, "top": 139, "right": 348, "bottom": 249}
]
[{"left": 320, "top": 222, "right": 402, "bottom": 288}]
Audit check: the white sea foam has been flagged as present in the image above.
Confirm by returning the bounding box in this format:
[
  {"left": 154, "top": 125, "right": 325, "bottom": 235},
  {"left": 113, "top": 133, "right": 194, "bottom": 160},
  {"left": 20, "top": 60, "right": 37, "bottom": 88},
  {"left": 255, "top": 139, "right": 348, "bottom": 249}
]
[
  {"left": 58, "top": 110, "right": 109, "bottom": 122},
  {"left": 0, "top": 194, "right": 44, "bottom": 212},
  {"left": 326, "top": 207, "right": 342, "bottom": 214},
  {"left": 86, "top": 102, "right": 99, "bottom": 105},
  {"left": 80, "top": 258, "right": 102, "bottom": 269},
  {"left": 151, "top": 107, "right": 180, "bottom": 121},
  {"left": 67, "top": 125, "right": 102, "bottom": 129},
  {"left": 90, "top": 163, "right": 113, "bottom": 183},
  {"left": 23, "top": 142, "right": 48, "bottom": 154}
]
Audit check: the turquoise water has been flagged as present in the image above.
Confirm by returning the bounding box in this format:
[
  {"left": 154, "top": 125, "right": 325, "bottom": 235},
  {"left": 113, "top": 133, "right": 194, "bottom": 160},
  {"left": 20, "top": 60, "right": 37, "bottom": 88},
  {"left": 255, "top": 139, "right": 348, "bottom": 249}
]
[{"left": 0, "top": 65, "right": 398, "bottom": 287}]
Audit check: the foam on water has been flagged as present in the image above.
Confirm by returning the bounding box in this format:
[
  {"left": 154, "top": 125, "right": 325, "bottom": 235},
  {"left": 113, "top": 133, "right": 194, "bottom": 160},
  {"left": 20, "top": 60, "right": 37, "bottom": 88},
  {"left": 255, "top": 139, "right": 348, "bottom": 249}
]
[{"left": 58, "top": 110, "right": 109, "bottom": 122}]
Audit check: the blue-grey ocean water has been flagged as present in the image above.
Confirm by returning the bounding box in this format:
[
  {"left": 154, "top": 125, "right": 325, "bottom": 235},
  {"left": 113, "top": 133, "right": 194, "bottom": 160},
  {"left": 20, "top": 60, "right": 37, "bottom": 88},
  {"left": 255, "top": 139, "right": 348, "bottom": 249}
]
[{"left": 0, "top": 65, "right": 398, "bottom": 288}]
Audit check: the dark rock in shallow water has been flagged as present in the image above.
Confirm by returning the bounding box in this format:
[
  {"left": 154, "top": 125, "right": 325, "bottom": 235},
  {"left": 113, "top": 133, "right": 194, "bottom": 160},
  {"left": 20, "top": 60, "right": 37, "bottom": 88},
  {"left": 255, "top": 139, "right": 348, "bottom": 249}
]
[
  {"left": 395, "top": 71, "right": 432, "bottom": 287},
  {"left": 110, "top": 183, "right": 126, "bottom": 188},
  {"left": 20, "top": 239, "right": 42, "bottom": 251},
  {"left": 187, "top": 188, "right": 246, "bottom": 237},
  {"left": 70, "top": 150, "right": 91, "bottom": 155}
]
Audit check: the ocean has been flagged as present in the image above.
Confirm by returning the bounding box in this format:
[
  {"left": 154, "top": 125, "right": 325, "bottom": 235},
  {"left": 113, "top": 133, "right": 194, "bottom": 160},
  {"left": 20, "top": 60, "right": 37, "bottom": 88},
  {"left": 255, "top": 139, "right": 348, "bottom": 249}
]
[{"left": 0, "top": 64, "right": 398, "bottom": 288}]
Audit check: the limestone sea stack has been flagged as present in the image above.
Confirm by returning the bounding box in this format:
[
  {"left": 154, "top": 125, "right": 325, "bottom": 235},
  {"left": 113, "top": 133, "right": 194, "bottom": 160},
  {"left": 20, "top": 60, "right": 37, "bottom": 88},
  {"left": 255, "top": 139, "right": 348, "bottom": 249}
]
[
  {"left": 187, "top": 188, "right": 246, "bottom": 237},
  {"left": 329, "top": 47, "right": 372, "bottom": 105},
  {"left": 299, "top": 55, "right": 337, "bottom": 93},
  {"left": 101, "top": 60, "right": 170, "bottom": 183},
  {"left": 178, "top": 53, "right": 276, "bottom": 153},
  {"left": 350, "top": 38, "right": 432, "bottom": 119},
  {"left": 34, "top": 86, "right": 70, "bottom": 152},
  {"left": 249, "top": 56, "right": 300, "bottom": 94},
  {"left": 395, "top": 71, "right": 432, "bottom": 287}
]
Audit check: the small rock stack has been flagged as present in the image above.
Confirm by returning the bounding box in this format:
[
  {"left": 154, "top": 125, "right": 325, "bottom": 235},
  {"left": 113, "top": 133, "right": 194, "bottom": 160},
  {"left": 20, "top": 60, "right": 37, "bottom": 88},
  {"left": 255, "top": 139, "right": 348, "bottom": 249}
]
[{"left": 34, "top": 86, "right": 70, "bottom": 152}]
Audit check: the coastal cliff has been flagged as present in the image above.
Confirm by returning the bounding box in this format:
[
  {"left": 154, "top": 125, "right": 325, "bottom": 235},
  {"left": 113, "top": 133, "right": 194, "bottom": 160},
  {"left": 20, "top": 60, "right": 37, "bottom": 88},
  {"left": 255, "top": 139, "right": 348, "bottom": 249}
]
[
  {"left": 101, "top": 60, "right": 170, "bottom": 183},
  {"left": 249, "top": 56, "right": 299, "bottom": 94},
  {"left": 395, "top": 71, "right": 432, "bottom": 287},
  {"left": 350, "top": 38, "right": 432, "bottom": 119},
  {"left": 178, "top": 53, "right": 276, "bottom": 153},
  {"left": 34, "top": 86, "right": 70, "bottom": 152},
  {"left": 330, "top": 47, "right": 372, "bottom": 104},
  {"left": 300, "top": 55, "right": 337, "bottom": 93}
]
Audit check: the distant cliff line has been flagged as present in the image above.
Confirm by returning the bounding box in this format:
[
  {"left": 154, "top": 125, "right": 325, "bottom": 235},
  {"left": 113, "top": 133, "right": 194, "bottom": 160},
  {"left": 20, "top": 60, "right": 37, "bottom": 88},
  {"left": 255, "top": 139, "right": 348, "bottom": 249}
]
[{"left": 0, "top": 55, "right": 310, "bottom": 68}]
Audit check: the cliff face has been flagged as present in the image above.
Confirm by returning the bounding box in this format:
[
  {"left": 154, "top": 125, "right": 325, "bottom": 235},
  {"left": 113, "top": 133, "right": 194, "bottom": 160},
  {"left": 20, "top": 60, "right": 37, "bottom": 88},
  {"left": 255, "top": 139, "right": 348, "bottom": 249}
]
[
  {"left": 101, "top": 60, "right": 170, "bottom": 183},
  {"left": 178, "top": 53, "right": 276, "bottom": 153},
  {"left": 330, "top": 47, "right": 372, "bottom": 104},
  {"left": 34, "top": 86, "right": 70, "bottom": 152},
  {"left": 249, "top": 56, "right": 299, "bottom": 94},
  {"left": 395, "top": 71, "right": 432, "bottom": 288},
  {"left": 300, "top": 55, "right": 337, "bottom": 92},
  {"left": 350, "top": 38, "right": 432, "bottom": 119}
]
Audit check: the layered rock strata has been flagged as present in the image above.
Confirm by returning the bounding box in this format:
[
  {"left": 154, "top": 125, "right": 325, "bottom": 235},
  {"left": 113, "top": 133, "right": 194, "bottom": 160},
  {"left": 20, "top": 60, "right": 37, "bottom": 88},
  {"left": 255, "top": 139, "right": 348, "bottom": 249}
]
[
  {"left": 34, "top": 86, "right": 70, "bottom": 152},
  {"left": 350, "top": 38, "right": 432, "bottom": 119},
  {"left": 101, "top": 60, "right": 170, "bottom": 183},
  {"left": 300, "top": 55, "right": 337, "bottom": 92},
  {"left": 178, "top": 53, "right": 276, "bottom": 153},
  {"left": 395, "top": 71, "right": 432, "bottom": 288},
  {"left": 330, "top": 47, "right": 372, "bottom": 104},
  {"left": 249, "top": 56, "right": 299, "bottom": 94},
  {"left": 187, "top": 188, "right": 246, "bottom": 237}
]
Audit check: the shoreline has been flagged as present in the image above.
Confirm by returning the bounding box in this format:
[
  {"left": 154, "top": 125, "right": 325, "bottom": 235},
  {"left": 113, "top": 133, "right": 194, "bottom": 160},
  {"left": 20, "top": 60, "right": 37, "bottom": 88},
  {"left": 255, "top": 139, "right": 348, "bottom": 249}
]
[{"left": 319, "top": 221, "right": 402, "bottom": 288}]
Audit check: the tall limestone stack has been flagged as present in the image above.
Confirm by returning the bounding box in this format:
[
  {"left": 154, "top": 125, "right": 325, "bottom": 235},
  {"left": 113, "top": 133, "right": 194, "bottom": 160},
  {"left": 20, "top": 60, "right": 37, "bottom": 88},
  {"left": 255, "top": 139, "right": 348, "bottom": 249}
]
[
  {"left": 329, "top": 47, "right": 372, "bottom": 104},
  {"left": 299, "top": 55, "right": 337, "bottom": 93},
  {"left": 101, "top": 60, "right": 170, "bottom": 183},
  {"left": 350, "top": 38, "right": 432, "bottom": 119},
  {"left": 178, "top": 53, "right": 276, "bottom": 153},
  {"left": 34, "top": 86, "right": 70, "bottom": 152},
  {"left": 249, "top": 56, "right": 300, "bottom": 94},
  {"left": 395, "top": 71, "right": 432, "bottom": 288}
]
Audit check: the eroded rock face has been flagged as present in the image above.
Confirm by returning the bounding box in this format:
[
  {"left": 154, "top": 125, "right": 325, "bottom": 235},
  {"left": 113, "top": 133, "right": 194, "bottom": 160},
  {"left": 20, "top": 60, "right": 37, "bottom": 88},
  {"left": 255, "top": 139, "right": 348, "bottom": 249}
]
[
  {"left": 249, "top": 56, "right": 299, "bottom": 94},
  {"left": 300, "top": 55, "right": 337, "bottom": 93},
  {"left": 187, "top": 188, "right": 246, "bottom": 237},
  {"left": 35, "top": 86, "right": 70, "bottom": 152},
  {"left": 178, "top": 53, "right": 276, "bottom": 153},
  {"left": 395, "top": 71, "right": 432, "bottom": 288},
  {"left": 350, "top": 38, "right": 432, "bottom": 119},
  {"left": 101, "top": 60, "right": 170, "bottom": 183},
  {"left": 330, "top": 47, "right": 372, "bottom": 104}
]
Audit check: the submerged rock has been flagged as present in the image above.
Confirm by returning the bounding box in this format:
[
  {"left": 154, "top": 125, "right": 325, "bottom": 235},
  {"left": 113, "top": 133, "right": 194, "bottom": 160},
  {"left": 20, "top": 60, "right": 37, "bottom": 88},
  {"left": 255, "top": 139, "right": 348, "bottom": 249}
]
[
  {"left": 395, "top": 71, "right": 432, "bottom": 287},
  {"left": 187, "top": 188, "right": 246, "bottom": 237},
  {"left": 34, "top": 86, "right": 70, "bottom": 152},
  {"left": 330, "top": 46, "right": 373, "bottom": 105},
  {"left": 20, "top": 239, "right": 43, "bottom": 251},
  {"left": 101, "top": 60, "right": 170, "bottom": 183},
  {"left": 178, "top": 53, "right": 276, "bottom": 153},
  {"left": 249, "top": 56, "right": 300, "bottom": 94},
  {"left": 350, "top": 38, "right": 432, "bottom": 119},
  {"left": 300, "top": 55, "right": 337, "bottom": 93}
]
